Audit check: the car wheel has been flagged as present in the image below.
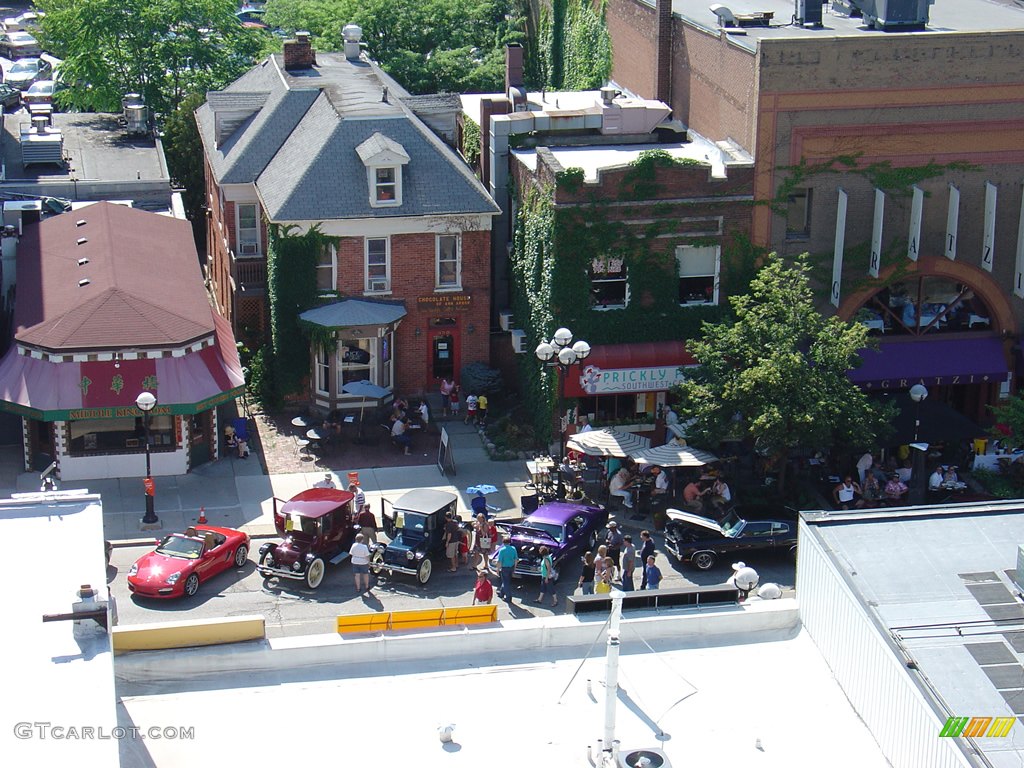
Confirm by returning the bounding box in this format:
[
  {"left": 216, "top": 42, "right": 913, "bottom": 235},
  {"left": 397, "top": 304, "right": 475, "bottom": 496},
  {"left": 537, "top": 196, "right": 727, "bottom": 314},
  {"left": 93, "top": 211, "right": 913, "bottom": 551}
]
[
  {"left": 305, "top": 558, "right": 325, "bottom": 589},
  {"left": 693, "top": 551, "right": 717, "bottom": 571},
  {"left": 370, "top": 550, "right": 384, "bottom": 575},
  {"left": 183, "top": 573, "right": 200, "bottom": 597},
  {"left": 233, "top": 544, "right": 248, "bottom": 567},
  {"left": 417, "top": 558, "right": 432, "bottom": 585},
  {"left": 587, "top": 531, "right": 597, "bottom": 550}
]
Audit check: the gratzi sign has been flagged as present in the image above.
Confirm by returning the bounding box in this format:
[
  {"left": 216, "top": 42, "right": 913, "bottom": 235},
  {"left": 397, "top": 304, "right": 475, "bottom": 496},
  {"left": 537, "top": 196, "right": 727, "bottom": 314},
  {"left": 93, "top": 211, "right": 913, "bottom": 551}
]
[{"left": 579, "top": 364, "right": 686, "bottom": 394}]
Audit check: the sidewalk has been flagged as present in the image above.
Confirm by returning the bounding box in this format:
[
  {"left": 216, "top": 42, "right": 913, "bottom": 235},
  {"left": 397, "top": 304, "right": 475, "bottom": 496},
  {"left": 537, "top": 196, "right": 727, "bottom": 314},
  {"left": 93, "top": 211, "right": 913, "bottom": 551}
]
[{"left": 0, "top": 420, "right": 537, "bottom": 544}]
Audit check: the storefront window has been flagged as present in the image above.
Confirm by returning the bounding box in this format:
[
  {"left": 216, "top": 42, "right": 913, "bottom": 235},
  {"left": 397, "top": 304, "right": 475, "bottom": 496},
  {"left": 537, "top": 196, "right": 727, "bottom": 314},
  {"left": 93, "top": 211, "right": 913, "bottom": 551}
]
[
  {"left": 337, "top": 337, "right": 374, "bottom": 392},
  {"left": 68, "top": 415, "right": 176, "bottom": 456},
  {"left": 315, "top": 345, "right": 330, "bottom": 395}
]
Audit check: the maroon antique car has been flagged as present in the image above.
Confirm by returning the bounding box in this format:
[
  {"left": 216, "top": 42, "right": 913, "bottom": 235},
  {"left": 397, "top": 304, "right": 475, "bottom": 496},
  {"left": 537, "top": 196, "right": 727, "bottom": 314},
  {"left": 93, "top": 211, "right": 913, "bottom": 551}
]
[{"left": 257, "top": 488, "right": 358, "bottom": 589}]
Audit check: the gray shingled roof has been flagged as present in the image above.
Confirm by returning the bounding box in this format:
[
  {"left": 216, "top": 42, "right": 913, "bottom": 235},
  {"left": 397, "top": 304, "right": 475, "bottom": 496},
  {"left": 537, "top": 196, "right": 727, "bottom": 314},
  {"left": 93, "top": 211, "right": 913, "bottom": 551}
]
[
  {"left": 199, "top": 52, "right": 498, "bottom": 220},
  {"left": 299, "top": 299, "right": 407, "bottom": 329},
  {"left": 206, "top": 91, "right": 269, "bottom": 111},
  {"left": 258, "top": 106, "right": 497, "bottom": 221}
]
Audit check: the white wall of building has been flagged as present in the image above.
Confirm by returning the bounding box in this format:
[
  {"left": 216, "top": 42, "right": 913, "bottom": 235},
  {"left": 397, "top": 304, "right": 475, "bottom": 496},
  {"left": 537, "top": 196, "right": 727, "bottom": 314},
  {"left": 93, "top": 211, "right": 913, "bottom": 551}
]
[{"left": 797, "top": 520, "right": 977, "bottom": 768}]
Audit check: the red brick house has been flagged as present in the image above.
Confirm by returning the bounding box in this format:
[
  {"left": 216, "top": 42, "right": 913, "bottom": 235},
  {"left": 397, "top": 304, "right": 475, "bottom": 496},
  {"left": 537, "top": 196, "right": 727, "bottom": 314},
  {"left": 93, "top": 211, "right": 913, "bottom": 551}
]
[{"left": 198, "top": 34, "right": 498, "bottom": 410}]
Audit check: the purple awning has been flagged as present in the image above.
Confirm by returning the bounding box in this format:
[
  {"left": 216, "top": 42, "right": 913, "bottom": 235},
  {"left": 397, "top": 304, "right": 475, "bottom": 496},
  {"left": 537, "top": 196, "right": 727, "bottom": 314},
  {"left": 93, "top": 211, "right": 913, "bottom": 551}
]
[{"left": 848, "top": 336, "right": 1009, "bottom": 389}]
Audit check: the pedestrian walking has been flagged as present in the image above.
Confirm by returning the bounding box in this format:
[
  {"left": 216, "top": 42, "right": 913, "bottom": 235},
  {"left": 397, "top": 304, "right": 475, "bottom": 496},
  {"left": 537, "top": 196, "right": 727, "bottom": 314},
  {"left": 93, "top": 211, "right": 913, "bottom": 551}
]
[
  {"left": 496, "top": 535, "right": 518, "bottom": 602},
  {"left": 357, "top": 503, "right": 378, "bottom": 545},
  {"left": 449, "top": 383, "right": 461, "bottom": 417},
  {"left": 444, "top": 512, "right": 461, "bottom": 573},
  {"left": 464, "top": 393, "right": 479, "bottom": 425},
  {"left": 595, "top": 557, "right": 616, "bottom": 594},
  {"left": 644, "top": 555, "right": 662, "bottom": 590},
  {"left": 476, "top": 394, "right": 488, "bottom": 426},
  {"left": 349, "top": 533, "right": 372, "bottom": 593},
  {"left": 440, "top": 378, "right": 454, "bottom": 417},
  {"left": 314, "top": 473, "right": 336, "bottom": 488},
  {"left": 578, "top": 551, "right": 596, "bottom": 595},
  {"left": 605, "top": 521, "right": 624, "bottom": 568},
  {"left": 620, "top": 534, "right": 636, "bottom": 592},
  {"left": 638, "top": 530, "right": 655, "bottom": 589},
  {"left": 348, "top": 482, "right": 365, "bottom": 511},
  {"left": 473, "top": 570, "right": 493, "bottom": 605},
  {"left": 536, "top": 546, "right": 557, "bottom": 607}
]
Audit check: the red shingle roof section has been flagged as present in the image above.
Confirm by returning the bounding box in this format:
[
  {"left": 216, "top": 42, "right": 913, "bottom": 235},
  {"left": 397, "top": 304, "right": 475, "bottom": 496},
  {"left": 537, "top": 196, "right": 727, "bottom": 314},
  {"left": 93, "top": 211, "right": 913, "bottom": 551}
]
[{"left": 14, "top": 203, "right": 214, "bottom": 350}]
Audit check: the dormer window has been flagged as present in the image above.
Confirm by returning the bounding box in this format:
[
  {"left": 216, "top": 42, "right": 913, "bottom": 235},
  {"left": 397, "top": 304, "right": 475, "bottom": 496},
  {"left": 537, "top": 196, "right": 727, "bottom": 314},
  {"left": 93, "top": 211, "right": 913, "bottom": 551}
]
[
  {"left": 375, "top": 167, "right": 397, "bottom": 203},
  {"left": 356, "top": 132, "right": 410, "bottom": 208}
]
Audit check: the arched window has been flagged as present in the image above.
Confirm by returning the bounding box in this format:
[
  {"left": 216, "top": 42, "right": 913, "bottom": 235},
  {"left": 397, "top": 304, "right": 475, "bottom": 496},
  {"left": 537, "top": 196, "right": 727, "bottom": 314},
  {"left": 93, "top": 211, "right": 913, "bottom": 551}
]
[{"left": 856, "top": 276, "right": 992, "bottom": 337}]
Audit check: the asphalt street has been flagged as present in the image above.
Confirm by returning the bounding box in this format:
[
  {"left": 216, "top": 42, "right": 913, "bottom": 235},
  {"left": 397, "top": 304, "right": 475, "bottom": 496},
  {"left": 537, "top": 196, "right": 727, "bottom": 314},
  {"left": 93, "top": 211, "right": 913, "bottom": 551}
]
[{"left": 107, "top": 538, "right": 796, "bottom": 638}]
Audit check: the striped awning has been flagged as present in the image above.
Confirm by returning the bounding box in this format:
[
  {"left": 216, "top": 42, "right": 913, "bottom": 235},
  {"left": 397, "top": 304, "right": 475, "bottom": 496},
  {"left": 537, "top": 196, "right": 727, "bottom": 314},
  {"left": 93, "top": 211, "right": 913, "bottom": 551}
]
[{"left": 629, "top": 444, "right": 719, "bottom": 467}]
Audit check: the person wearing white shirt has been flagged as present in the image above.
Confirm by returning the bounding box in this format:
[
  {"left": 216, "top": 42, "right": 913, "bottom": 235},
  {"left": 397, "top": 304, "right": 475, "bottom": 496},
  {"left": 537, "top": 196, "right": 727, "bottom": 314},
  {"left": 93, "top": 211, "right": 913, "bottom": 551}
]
[
  {"left": 609, "top": 467, "right": 635, "bottom": 509},
  {"left": 928, "top": 468, "right": 944, "bottom": 491},
  {"left": 856, "top": 452, "right": 874, "bottom": 484},
  {"left": 349, "top": 533, "right": 372, "bottom": 593},
  {"left": 578, "top": 416, "right": 593, "bottom": 433},
  {"left": 650, "top": 466, "right": 670, "bottom": 496}
]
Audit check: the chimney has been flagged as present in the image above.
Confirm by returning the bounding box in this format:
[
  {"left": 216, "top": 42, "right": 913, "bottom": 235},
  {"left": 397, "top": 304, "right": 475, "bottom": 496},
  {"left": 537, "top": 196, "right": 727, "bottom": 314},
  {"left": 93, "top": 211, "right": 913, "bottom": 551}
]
[
  {"left": 654, "top": 0, "right": 673, "bottom": 108},
  {"left": 284, "top": 32, "right": 316, "bottom": 71},
  {"left": 505, "top": 43, "right": 524, "bottom": 93}
]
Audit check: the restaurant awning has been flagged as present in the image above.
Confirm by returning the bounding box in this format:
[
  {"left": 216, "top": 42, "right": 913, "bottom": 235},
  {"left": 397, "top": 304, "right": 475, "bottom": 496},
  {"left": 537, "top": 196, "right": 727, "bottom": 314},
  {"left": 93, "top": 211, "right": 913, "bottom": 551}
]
[
  {"left": 0, "top": 314, "right": 245, "bottom": 421},
  {"left": 848, "top": 336, "right": 1009, "bottom": 389},
  {"left": 564, "top": 341, "right": 696, "bottom": 397}
]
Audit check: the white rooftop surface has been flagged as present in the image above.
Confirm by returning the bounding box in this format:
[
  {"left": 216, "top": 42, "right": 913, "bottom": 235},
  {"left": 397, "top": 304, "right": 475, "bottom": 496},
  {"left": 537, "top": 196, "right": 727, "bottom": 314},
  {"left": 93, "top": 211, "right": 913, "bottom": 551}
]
[
  {"left": 2, "top": 491, "right": 117, "bottom": 766},
  {"left": 118, "top": 613, "right": 890, "bottom": 767},
  {"left": 512, "top": 141, "right": 743, "bottom": 182},
  {"left": 809, "top": 503, "right": 1024, "bottom": 766},
  {"left": 678, "top": 0, "right": 1024, "bottom": 51}
]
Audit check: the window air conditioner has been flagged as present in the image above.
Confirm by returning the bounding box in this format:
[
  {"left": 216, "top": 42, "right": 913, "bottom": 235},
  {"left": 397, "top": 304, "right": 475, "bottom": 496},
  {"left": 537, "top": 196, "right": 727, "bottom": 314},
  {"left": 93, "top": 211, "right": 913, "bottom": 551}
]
[
  {"left": 498, "top": 310, "right": 513, "bottom": 331},
  {"left": 510, "top": 329, "right": 527, "bottom": 354},
  {"left": 369, "top": 279, "right": 388, "bottom": 292},
  {"left": 240, "top": 243, "right": 258, "bottom": 256}
]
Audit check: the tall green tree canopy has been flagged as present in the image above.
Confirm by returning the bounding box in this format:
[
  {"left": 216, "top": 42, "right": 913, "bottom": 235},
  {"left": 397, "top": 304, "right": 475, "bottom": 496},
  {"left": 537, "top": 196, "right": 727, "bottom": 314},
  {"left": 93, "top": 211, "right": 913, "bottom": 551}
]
[
  {"left": 37, "top": 0, "right": 264, "bottom": 113},
  {"left": 673, "top": 254, "right": 891, "bottom": 487},
  {"left": 264, "top": 0, "right": 525, "bottom": 94}
]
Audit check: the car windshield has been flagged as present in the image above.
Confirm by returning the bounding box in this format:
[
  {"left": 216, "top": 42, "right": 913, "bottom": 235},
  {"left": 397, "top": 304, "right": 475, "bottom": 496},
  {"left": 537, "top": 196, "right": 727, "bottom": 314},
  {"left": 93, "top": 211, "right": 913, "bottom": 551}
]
[
  {"left": 10, "top": 61, "right": 37, "bottom": 74},
  {"left": 519, "top": 521, "right": 563, "bottom": 542},
  {"left": 27, "top": 82, "right": 50, "bottom": 94},
  {"left": 11, "top": 32, "right": 33, "bottom": 41},
  {"left": 401, "top": 512, "right": 428, "bottom": 532},
  {"left": 156, "top": 535, "right": 203, "bottom": 559},
  {"left": 720, "top": 511, "right": 746, "bottom": 538},
  {"left": 285, "top": 513, "right": 320, "bottom": 537}
]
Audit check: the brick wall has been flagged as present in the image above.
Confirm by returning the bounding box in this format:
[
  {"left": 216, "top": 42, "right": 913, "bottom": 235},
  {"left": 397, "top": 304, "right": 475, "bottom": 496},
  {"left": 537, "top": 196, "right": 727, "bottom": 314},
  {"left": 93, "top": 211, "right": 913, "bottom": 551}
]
[
  {"left": 333, "top": 228, "right": 492, "bottom": 397},
  {"left": 606, "top": 0, "right": 657, "bottom": 99}
]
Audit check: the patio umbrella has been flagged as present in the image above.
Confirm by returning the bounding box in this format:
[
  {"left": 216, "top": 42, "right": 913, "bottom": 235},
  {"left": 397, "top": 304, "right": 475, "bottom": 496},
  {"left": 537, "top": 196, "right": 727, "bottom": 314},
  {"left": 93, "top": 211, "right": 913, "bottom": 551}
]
[
  {"left": 566, "top": 427, "right": 651, "bottom": 458},
  {"left": 629, "top": 444, "right": 718, "bottom": 467},
  {"left": 341, "top": 380, "right": 392, "bottom": 439}
]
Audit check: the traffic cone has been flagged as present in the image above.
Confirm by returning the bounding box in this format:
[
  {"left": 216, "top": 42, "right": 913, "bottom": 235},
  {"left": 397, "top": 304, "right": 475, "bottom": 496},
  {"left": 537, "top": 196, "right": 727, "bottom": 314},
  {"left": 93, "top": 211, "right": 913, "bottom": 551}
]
[{"left": 197, "top": 507, "right": 207, "bottom": 525}]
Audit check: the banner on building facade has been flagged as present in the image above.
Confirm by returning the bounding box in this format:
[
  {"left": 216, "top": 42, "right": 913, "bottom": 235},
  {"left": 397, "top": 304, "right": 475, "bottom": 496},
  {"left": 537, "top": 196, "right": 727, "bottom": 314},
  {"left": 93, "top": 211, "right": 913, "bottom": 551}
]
[
  {"left": 1015, "top": 181, "right": 1024, "bottom": 299},
  {"left": 831, "top": 189, "right": 848, "bottom": 308},
  {"left": 868, "top": 189, "right": 884, "bottom": 278},
  {"left": 945, "top": 184, "right": 960, "bottom": 260},
  {"left": 907, "top": 186, "right": 923, "bottom": 262},
  {"left": 982, "top": 182, "right": 997, "bottom": 272}
]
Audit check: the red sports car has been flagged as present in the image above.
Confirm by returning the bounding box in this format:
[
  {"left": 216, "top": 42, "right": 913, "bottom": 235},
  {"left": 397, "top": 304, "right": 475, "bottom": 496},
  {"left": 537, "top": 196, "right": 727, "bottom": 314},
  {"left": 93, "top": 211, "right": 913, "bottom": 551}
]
[{"left": 127, "top": 525, "right": 250, "bottom": 599}]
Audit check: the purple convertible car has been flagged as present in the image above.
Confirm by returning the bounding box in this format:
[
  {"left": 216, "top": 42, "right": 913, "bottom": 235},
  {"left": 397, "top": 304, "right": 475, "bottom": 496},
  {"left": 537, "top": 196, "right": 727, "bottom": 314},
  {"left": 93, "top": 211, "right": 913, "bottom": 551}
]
[{"left": 490, "top": 500, "right": 609, "bottom": 580}]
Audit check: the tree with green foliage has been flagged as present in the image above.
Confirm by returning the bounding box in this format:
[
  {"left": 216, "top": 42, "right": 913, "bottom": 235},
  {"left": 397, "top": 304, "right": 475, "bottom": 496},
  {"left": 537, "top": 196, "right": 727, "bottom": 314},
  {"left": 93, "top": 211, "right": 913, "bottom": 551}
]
[
  {"left": 673, "top": 254, "right": 891, "bottom": 492},
  {"left": 537, "top": 0, "right": 611, "bottom": 90},
  {"left": 989, "top": 397, "right": 1024, "bottom": 451},
  {"left": 264, "top": 0, "right": 526, "bottom": 94},
  {"left": 162, "top": 92, "right": 206, "bottom": 224},
  {"left": 37, "top": 0, "right": 264, "bottom": 113}
]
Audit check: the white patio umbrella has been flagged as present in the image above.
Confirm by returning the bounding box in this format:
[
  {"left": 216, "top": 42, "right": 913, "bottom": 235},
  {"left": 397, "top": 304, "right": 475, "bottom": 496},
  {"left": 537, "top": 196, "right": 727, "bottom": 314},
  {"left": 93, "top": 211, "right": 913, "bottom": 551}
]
[
  {"left": 566, "top": 427, "right": 651, "bottom": 458},
  {"left": 629, "top": 444, "right": 719, "bottom": 467}
]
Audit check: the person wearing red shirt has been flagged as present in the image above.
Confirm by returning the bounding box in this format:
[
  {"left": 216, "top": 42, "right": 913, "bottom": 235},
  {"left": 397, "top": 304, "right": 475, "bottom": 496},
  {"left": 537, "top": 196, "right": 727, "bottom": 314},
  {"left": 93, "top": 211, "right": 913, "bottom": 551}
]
[{"left": 473, "top": 571, "right": 493, "bottom": 604}]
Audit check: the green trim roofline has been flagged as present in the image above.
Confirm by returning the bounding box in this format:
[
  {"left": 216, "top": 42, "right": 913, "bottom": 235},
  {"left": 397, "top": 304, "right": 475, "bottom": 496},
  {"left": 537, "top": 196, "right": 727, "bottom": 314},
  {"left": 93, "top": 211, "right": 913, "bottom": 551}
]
[{"left": 0, "top": 386, "right": 246, "bottom": 422}]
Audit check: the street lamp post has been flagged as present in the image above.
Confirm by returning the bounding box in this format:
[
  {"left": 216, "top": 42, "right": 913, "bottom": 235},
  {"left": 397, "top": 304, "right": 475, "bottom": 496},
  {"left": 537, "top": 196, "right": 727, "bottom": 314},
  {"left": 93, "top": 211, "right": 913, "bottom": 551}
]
[
  {"left": 535, "top": 327, "right": 591, "bottom": 500},
  {"left": 136, "top": 391, "right": 159, "bottom": 526},
  {"left": 909, "top": 384, "right": 929, "bottom": 505}
]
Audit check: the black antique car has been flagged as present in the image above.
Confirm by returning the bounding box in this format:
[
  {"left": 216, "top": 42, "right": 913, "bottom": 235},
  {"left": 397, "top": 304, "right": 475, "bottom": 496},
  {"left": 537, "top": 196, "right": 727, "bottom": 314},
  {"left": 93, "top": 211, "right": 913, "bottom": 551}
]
[
  {"left": 257, "top": 488, "right": 358, "bottom": 589},
  {"left": 663, "top": 507, "right": 798, "bottom": 571},
  {"left": 371, "top": 489, "right": 461, "bottom": 585}
]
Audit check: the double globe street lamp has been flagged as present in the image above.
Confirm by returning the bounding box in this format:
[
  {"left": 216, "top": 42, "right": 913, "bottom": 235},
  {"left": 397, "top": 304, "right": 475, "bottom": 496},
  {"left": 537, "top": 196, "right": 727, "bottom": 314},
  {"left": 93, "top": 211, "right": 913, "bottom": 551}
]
[{"left": 535, "top": 327, "right": 591, "bottom": 500}]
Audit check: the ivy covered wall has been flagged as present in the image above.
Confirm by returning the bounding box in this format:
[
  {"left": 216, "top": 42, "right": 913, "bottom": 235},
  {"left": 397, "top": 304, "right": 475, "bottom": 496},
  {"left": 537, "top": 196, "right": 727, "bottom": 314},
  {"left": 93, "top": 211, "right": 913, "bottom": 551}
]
[
  {"left": 534, "top": 0, "right": 612, "bottom": 90},
  {"left": 266, "top": 225, "right": 338, "bottom": 400},
  {"left": 509, "top": 150, "right": 758, "bottom": 440}
]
